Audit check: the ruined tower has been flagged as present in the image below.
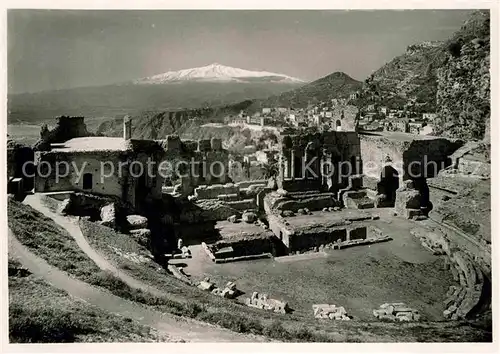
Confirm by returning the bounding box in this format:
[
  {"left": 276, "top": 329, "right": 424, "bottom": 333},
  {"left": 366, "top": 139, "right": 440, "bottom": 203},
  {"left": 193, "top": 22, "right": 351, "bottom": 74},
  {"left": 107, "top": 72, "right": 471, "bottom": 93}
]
[{"left": 123, "top": 115, "right": 132, "bottom": 140}]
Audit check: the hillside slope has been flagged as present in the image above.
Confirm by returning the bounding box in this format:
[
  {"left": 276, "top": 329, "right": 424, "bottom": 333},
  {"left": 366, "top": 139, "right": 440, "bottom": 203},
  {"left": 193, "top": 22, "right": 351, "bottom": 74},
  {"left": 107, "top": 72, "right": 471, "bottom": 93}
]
[
  {"left": 247, "top": 72, "right": 362, "bottom": 111},
  {"left": 363, "top": 41, "right": 446, "bottom": 111},
  {"left": 359, "top": 10, "right": 490, "bottom": 140},
  {"left": 96, "top": 101, "right": 254, "bottom": 139},
  {"left": 435, "top": 10, "right": 490, "bottom": 140}
]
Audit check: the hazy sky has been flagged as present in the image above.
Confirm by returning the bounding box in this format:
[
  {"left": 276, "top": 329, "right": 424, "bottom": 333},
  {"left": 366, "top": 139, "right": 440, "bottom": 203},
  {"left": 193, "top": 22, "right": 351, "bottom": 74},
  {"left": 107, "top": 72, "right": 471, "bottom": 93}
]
[{"left": 8, "top": 9, "right": 474, "bottom": 94}]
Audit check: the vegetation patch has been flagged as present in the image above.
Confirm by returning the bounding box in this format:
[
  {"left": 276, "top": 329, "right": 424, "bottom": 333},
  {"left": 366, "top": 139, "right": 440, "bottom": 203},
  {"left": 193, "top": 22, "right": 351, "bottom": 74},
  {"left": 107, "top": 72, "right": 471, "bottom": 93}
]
[{"left": 8, "top": 261, "right": 165, "bottom": 343}]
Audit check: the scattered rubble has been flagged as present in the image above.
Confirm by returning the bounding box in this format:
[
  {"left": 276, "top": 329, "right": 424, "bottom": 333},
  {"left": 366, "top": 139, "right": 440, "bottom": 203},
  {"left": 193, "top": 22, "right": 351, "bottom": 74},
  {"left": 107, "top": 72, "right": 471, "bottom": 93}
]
[
  {"left": 373, "top": 303, "right": 421, "bottom": 322},
  {"left": 197, "top": 278, "right": 241, "bottom": 299},
  {"left": 245, "top": 292, "right": 290, "bottom": 314},
  {"left": 312, "top": 304, "right": 351, "bottom": 320}
]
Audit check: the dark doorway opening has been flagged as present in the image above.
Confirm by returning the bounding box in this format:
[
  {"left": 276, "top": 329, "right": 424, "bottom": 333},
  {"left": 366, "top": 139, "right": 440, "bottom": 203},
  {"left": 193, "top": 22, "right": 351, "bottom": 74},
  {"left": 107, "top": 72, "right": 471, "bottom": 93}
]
[
  {"left": 412, "top": 177, "right": 433, "bottom": 215},
  {"left": 82, "top": 173, "right": 93, "bottom": 190},
  {"left": 377, "top": 165, "right": 399, "bottom": 206}
]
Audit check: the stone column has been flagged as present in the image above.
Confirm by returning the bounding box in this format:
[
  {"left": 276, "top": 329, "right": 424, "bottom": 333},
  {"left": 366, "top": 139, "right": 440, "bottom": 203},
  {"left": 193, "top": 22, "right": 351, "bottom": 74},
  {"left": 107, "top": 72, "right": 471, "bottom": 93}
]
[{"left": 290, "top": 150, "right": 295, "bottom": 180}]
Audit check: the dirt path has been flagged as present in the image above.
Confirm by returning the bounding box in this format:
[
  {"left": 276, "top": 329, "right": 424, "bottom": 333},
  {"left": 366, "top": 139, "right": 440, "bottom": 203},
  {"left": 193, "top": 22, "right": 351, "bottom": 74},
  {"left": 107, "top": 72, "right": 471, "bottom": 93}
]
[
  {"left": 8, "top": 229, "right": 266, "bottom": 342},
  {"left": 23, "top": 194, "right": 166, "bottom": 297}
]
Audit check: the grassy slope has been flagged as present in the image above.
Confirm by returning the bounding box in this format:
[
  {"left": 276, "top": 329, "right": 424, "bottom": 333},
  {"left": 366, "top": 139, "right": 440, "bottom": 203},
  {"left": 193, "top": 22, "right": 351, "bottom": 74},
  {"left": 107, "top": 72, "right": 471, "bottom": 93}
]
[
  {"left": 7, "top": 199, "right": 330, "bottom": 342},
  {"left": 8, "top": 258, "right": 165, "bottom": 343},
  {"left": 79, "top": 218, "right": 492, "bottom": 342}
]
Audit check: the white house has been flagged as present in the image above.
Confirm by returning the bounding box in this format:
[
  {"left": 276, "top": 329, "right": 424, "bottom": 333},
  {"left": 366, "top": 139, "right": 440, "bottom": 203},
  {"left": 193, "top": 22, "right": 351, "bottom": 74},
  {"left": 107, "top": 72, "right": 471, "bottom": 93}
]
[{"left": 422, "top": 113, "right": 437, "bottom": 121}]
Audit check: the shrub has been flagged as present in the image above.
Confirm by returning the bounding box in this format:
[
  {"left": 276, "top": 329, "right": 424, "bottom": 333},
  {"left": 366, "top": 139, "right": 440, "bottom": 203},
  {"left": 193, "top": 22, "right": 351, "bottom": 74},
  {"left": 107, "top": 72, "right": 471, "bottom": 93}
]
[{"left": 447, "top": 40, "right": 463, "bottom": 58}]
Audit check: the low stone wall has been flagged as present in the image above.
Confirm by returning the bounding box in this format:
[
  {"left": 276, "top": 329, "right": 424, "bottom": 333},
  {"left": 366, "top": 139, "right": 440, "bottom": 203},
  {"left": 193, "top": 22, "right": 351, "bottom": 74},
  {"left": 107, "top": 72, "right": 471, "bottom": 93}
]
[
  {"left": 179, "top": 199, "right": 241, "bottom": 223},
  {"left": 194, "top": 183, "right": 240, "bottom": 199},
  {"left": 212, "top": 234, "right": 277, "bottom": 259},
  {"left": 264, "top": 191, "right": 338, "bottom": 214},
  {"left": 226, "top": 199, "right": 257, "bottom": 211},
  {"left": 236, "top": 180, "right": 268, "bottom": 189}
]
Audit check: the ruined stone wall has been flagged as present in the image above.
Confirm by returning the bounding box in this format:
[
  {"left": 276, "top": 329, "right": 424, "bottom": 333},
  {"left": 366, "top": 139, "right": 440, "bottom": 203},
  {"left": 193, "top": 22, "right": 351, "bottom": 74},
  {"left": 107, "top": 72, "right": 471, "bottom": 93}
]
[
  {"left": 360, "top": 135, "right": 405, "bottom": 180},
  {"left": 214, "top": 236, "right": 276, "bottom": 258},
  {"left": 288, "top": 228, "right": 348, "bottom": 251},
  {"left": 331, "top": 105, "right": 359, "bottom": 131},
  {"left": 360, "top": 134, "right": 462, "bottom": 180},
  {"left": 34, "top": 151, "right": 128, "bottom": 200},
  {"left": 264, "top": 191, "right": 338, "bottom": 213},
  {"left": 277, "top": 131, "right": 361, "bottom": 192},
  {"left": 159, "top": 136, "right": 231, "bottom": 195},
  {"left": 194, "top": 183, "right": 239, "bottom": 199},
  {"left": 34, "top": 116, "right": 92, "bottom": 151}
]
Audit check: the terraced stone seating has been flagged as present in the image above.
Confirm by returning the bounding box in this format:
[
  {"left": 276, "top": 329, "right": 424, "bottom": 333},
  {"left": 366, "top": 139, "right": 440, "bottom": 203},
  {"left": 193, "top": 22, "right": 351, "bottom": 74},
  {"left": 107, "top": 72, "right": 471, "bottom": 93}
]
[
  {"left": 373, "top": 303, "right": 421, "bottom": 322},
  {"left": 245, "top": 292, "right": 290, "bottom": 314},
  {"left": 312, "top": 304, "right": 351, "bottom": 320},
  {"left": 410, "top": 227, "right": 486, "bottom": 320},
  {"left": 442, "top": 251, "right": 485, "bottom": 320}
]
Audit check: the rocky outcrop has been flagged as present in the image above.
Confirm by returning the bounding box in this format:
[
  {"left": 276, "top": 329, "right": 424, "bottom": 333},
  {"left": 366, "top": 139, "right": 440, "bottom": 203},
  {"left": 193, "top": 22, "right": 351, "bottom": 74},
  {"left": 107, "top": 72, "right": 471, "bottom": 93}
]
[{"left": 435, "top": 10, "right": 490, "bottom": 140}]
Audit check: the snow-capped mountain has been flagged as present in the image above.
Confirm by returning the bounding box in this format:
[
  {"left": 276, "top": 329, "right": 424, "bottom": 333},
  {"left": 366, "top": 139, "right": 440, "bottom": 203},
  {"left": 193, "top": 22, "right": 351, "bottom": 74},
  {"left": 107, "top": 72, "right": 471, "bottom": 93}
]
[{"left": 134, "top": 63, "right": 305, "bottom": 84}]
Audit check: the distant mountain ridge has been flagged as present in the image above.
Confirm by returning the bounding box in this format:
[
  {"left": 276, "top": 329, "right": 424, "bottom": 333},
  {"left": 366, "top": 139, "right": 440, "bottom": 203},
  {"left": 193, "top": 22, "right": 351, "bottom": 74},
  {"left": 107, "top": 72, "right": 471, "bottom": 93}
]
[
  {"left": 8, "top": 64, "right": 304, "bottom": 124},
  {"left": 96, "top": 71, "right": 363, "bottom": 139},
  {"left": 245, "top": 71, "right": 363, "bottom": 112},
  {"left": 134, "top": 63, "right": 305, "bottom": 84}
]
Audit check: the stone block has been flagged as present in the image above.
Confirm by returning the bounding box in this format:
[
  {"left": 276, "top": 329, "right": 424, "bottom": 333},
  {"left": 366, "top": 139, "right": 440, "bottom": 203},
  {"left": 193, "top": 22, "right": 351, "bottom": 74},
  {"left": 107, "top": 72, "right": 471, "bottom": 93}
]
[
  {"left": 221, "top": 288, "right": 236, "bottom": 299},
  {"left": 403, "top": 209, "right": 422, "bottom": 219},
  {"left": 242, "top": 211, "right": 257, "bottom": 223},
  {"left": 100, "top": 203, "right": 116, "bottom": 228},
  {"left": 227, "top": 215, "right": 238, "bottom": 223},
  {"left": 395, "top": 189, "right": 421, "bottom": 210},
  {"left": 127, "top": 215, "right": 148, "bottom": 229},
  {"left": 198, "top": 281, "right": 215, "bottom": 291}
]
